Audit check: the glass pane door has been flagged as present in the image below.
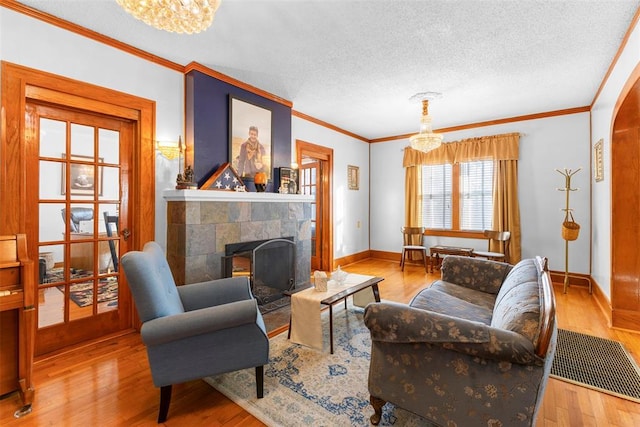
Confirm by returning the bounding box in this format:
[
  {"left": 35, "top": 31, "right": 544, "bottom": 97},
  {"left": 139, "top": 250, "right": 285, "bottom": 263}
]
[{"left": 28, "top": 102, "right": 131, "bottom": 355}]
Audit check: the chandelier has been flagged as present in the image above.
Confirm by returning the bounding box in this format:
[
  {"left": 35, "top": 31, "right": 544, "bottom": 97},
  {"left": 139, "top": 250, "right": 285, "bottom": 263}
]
[
  {"left": 409, "top": 92, "right": 443, "bottom": 153},
  {"left": 116, "top": 0, "right": 221, "bottom": 34}
]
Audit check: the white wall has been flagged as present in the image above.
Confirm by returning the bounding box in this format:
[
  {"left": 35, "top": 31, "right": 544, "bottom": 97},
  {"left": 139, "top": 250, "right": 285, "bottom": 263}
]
[
  {"left": 370, "top": 112, "right": 592, "bottom": 275},
  {"left": 292, "top": 117, "right": 370, "bottom": 259},
  {"left": 591, "top": 19, "right": 640, "bottom": 300},
  {"left": 4, "top": 6, "right": 638, "bottom": 292},
  {"left": 0, "top": 8, "right": 184, "bottom": 251}
]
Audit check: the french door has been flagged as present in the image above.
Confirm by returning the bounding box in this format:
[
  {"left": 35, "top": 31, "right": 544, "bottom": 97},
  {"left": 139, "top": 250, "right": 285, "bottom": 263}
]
[
  {"left": 26, "top": 102, "right": 132, "bottom": 355},
  {"left": 297, "top": 140, "right": 333, "bottom": 272},
  {"left": 300, "top": 160, "right": 322, "bottom": 270}
]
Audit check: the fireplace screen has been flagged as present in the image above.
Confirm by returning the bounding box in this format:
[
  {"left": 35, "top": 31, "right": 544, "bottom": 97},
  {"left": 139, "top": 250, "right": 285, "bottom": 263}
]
[{"left": 222, "top": 237, "right": 296, "bottom": 306}]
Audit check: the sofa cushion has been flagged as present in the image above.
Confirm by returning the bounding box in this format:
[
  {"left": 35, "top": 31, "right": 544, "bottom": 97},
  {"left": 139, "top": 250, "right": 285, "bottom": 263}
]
[
  {"left": 491, "top": 258, "right": 542, "bottom": 345},
  {"left": 410, "top": 281, "right": 494, "bottom": 325}
]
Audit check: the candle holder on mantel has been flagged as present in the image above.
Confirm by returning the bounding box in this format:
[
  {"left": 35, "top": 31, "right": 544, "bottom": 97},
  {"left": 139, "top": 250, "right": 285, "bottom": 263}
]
[
  {"left": 174, "top": 137, "right": 197, "bottom": 189},
  {"left": 556, "top": 167, "right": 582, "bottom": 294},
  {"left": 176, "top": 165, "right": 198, "bottom": 189}
]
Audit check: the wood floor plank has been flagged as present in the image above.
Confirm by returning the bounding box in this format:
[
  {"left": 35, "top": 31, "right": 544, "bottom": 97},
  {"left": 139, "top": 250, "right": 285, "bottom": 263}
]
[{"left": 1, "top": 258, "right": 639, "bottom": 426}]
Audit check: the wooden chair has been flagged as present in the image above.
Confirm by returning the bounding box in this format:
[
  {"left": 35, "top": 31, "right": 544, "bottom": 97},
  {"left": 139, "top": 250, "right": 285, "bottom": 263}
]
[
  {"left": 474, "top": 230, "right": 511, "bottom": 263},
  {"left": 103, "top": 212, "right": 119, "bottom": 272},
  {"left": 400, "top": 227, "right": 428, "bottom": 272}
]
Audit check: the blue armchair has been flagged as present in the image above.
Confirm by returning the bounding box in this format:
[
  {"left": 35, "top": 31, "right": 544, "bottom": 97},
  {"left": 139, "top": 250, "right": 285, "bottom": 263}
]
[{"left": 121, "top": 242, "right": 269, "bottom": 423}]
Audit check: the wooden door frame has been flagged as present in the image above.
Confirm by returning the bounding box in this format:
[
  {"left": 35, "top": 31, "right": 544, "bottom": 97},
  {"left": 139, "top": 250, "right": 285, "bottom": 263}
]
[
  {"left": 1, "top": 61, "right": 155, "bottom": 325},
  {"left": 610, "top": 62, "right": 640, "bottom": 330},
  {"left": 296, "top": 139, "right": 333, "bottom": 271}
]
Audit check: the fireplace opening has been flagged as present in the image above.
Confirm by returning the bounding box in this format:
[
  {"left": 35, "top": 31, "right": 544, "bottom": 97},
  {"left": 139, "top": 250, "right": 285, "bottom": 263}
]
[{"left": 222, "top": 237, "right": 296, "bottom": 307}]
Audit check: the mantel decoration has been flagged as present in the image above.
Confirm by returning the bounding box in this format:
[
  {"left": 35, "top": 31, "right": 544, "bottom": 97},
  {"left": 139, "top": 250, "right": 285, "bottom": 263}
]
[
  {"left": 200, "top": 162, "right": 245, "bottom": 191},
  {"left": 175, "top": 137, "right": 198, "bottom": 189},
  {"left": 116, "top": 0, "right": 221, "bottom": 34},
  {"left": 409, "top": 92, "right": 444, "bottom": 153},
  {"left": 556, "top": 167, "right": 582, "bottom": 294}
]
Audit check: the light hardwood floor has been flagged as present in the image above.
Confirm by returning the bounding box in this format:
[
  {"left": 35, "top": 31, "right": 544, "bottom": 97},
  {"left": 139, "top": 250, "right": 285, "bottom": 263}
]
[{"left": 1, "top": 258, "right": 640, "bottom": 426}]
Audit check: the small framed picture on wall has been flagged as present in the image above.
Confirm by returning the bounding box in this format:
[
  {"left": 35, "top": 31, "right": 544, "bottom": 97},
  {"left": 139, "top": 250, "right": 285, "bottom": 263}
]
[
  {"left": 348, "top": 165, "right": 359, "bottom": 190},
  {"left": 594, "top": 139, "right": 604, "bottom": 182}
]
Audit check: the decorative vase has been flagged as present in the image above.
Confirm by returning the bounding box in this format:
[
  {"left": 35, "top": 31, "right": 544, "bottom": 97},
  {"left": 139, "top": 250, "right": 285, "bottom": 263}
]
[{"left": 254, "top": 172, "right": 267, "bottom": 192}]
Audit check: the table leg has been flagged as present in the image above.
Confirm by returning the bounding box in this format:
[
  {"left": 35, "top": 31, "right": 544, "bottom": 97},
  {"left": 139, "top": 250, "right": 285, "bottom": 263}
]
[
  {"left": 329, "top": 304, "right": 334, "bottom": 354},
  {"left": 372, "top": 284, "right": 381, "bottom": 302}
]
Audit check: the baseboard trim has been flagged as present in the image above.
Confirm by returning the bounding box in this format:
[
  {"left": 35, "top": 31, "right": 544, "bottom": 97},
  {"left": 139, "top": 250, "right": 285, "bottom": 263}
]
[
  {"left": 335, "top": 250, "right": 372, "bottom": 268},
  {"left": 548, "top": 270, "right": 592, "bottom": 289},
  {"left": 368, "top": 250, "right": 400, "bottom": 262}
]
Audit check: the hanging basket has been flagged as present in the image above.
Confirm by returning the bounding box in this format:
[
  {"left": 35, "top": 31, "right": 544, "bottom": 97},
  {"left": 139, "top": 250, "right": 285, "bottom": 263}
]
[{"left": 562, "top": 212, "right": 580, "bottom": 241}]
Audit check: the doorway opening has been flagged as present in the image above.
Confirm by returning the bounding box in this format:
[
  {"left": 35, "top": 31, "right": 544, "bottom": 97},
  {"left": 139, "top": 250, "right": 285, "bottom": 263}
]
[{"left": 296, "top": 140, "right": 333, "bottom": 271}]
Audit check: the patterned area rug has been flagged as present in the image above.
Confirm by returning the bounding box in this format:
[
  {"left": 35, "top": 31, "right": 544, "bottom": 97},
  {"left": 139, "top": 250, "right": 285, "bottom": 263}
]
[
  {"left": 57, "top": 280, "right": 119, "bottom": 308},
  {"left": 204, "top": 304, "right": 432, "bottom": 426},
  {"left": 551, "top": 329, "right": 640, "bottom": 403}
]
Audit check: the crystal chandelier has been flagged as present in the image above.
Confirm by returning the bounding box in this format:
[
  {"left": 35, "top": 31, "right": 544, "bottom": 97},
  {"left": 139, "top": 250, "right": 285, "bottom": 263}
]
[
  {"left": 409, "top": 92, "right": 443, "bottom": 153},
  {"left": 116, "top": 0, "right": 221, "bottom": 34}
]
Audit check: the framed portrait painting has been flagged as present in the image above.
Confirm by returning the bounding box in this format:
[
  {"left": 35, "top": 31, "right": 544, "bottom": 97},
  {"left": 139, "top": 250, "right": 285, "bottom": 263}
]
[
  {"left": 61, "top": 154, "right": 103, "bottom": 196},
  {"left": 229, "top": 96, "right": 272, "bottom": 180}
]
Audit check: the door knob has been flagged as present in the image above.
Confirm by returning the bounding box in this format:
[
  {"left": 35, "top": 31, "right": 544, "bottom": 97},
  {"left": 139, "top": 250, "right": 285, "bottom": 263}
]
[{"left": 122, "top": 228, "right": 131, "bottom": 240}]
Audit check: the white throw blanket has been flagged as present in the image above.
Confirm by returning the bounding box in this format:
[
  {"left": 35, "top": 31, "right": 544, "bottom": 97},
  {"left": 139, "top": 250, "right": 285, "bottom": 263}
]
[{"left": 289, "top": 274, "right": 376, "bottom": 350}]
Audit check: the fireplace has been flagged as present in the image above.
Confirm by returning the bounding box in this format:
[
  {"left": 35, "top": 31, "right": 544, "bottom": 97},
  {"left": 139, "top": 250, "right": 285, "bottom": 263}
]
[{"left": 222, "top": 237, "right": 296, "bottom": 305}]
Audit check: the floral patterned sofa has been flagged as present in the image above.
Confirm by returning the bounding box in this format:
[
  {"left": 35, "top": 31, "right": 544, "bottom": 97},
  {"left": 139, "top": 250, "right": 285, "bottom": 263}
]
[{"left": 364, "top": 255, "right": 557, "bottom": 427}]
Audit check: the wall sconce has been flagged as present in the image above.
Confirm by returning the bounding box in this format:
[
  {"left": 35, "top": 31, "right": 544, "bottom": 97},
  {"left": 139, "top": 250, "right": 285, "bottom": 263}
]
[{"left": 156, "top": 138, "right": 182, "bottom": 160}]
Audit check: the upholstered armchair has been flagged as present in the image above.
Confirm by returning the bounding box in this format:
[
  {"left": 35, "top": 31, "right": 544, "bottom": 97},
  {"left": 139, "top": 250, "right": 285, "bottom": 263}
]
[{"left": 121, "top": 242, "right": 269, "bottom": 423}]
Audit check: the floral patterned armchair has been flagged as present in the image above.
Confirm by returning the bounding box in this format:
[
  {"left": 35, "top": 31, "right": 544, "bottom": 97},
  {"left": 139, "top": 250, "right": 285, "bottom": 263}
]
[{"left": 364, "top": 256, "right": 557, "bottom": 427}]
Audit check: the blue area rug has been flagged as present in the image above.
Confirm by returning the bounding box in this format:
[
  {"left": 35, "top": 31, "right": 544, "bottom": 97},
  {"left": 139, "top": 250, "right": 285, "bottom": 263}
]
[{"left": 204, "top": 303, "right": 432, "bottom": 426}]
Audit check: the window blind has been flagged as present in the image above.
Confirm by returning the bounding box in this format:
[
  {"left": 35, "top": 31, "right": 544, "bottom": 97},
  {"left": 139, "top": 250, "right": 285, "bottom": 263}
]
[
  {"left": 460, "top": 161, "right": 493, "bottom": 230},
  {"left": 421, "top": 164, "right": 452, "bottom": 229}
]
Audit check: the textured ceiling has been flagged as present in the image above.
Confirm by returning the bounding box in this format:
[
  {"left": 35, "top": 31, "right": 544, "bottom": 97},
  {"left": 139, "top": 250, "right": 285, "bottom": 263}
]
[{"left": 13, "top": 0, "right": 640, "bottom": 140}]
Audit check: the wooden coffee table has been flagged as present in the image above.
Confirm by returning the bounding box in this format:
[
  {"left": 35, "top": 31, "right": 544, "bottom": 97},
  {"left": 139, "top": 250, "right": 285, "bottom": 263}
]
[
  {"left": 429, "top": 245, "right": 475, "bottom": 273},
  {"left": 285, "top": 275, "right": 383, "bottom": 353}
]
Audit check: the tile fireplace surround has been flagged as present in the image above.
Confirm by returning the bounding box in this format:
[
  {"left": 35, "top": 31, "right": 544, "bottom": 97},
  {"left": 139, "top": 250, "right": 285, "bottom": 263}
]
[{"left": 164, "top": 190, "right": 314, "bottom": 287}]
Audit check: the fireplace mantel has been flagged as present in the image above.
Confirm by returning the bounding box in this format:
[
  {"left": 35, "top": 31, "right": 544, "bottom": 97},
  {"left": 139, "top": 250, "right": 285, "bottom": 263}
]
[
  {"left": 163, "top": 189, "right": 314, "bottom": 203},
  {"left": 164, "top": 189, "right": 313, "bottom": 288}
]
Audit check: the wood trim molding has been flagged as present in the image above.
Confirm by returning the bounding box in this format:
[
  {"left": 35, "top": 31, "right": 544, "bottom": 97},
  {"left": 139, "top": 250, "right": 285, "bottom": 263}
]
[
  {"left": 296, "top": 140, "right": 333, "bottom": 272},
  {"left": 369, "top": 250, "right": 401, "bottom": 262},
  {"left": 0, "top": 0, "right": 184, "bottom": 73},
  {"left": 589, "top": 276, "right": 613, "bottom": 327},
  {"left": 548, "top": 270, "right": 592, "bottom": 289},
  {"left": 370, "top": 106, "right": 591, "bottom": 143},
  {"left": 334, "top": 250, "right": 372, "bottom": 267},
  {"left": 292, "top": 110, "right": 369, "bottom": 142},
  {"left": 184, "top": 62, "right": 293, "bottom": 108},
  {"left": 591, "top": 6, "right": 640, "bottom": 108}
]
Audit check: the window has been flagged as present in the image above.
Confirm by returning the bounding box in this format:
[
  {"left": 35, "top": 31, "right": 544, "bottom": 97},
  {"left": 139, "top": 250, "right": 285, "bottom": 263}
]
[{"left": 421, "top": 160, "right": 493, "bottom": 232}]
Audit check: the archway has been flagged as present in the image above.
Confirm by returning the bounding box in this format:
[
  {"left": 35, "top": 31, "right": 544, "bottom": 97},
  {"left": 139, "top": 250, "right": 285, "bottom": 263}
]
[{"left": 611, "top": 69, "right": 640, "bottom": 330}]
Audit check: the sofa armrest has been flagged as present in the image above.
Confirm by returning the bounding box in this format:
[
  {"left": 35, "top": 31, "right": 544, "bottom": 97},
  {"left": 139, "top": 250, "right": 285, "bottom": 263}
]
[
  {"left": 141, "top": 298, "right": 260, "bottom": 346},
  {"left": 441, "top": 256, "right": 512, "bottom": 294},
  {"left": 364, "top": 301, "right": 542, "bottom": 365},
  {"left": 178, "top": 276, "right": 253, "bottom": 311}
]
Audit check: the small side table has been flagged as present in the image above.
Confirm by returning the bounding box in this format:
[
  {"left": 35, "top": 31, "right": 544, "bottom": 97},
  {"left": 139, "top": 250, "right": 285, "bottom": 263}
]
[{"left": 429, "top": 245, "right": 475, "bottom": 273}]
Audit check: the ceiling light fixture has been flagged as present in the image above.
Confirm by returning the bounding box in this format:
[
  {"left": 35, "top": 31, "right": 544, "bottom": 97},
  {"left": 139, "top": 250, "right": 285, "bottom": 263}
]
[
  {"left": 116, "top": 0, "right": 221, "bottom": 34},
  {"left": 409, "top": 92, "right": 444, "bottom": 153}
]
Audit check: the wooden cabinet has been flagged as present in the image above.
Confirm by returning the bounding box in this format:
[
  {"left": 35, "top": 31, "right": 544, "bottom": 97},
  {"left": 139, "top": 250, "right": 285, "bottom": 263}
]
[{"left": 0, "top": 234, "right": 35, "bottom": 411}]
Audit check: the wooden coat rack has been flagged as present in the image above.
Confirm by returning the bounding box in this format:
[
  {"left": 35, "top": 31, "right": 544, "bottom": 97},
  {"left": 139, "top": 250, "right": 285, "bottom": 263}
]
[{"left": 556, "top": 168, "right": 581, "bottom": 293}]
